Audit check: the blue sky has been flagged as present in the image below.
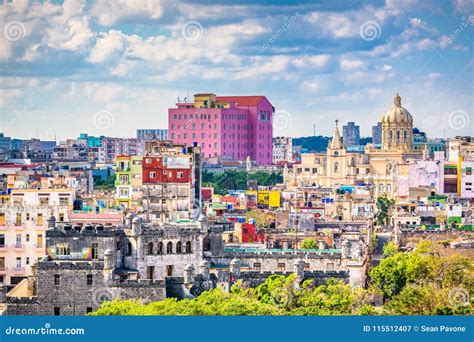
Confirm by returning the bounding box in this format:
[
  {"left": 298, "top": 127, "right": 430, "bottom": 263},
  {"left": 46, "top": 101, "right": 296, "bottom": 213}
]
[{"left": 0, "top": 0, "right": 472, "bottom": 141}]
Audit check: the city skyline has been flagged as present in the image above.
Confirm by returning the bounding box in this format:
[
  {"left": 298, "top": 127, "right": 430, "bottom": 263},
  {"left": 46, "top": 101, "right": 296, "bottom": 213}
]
[{"left": 0, "top": 0, "right": 472, "bottom": 141}]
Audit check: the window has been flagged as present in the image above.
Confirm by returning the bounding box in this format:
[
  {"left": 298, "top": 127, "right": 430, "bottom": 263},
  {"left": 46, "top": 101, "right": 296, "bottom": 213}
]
[
  {"left": 277, "top": 263, "right": 285, "bottom": 272},
  {"left": 0, "top": 257, "right": 5, "bottom": 269},
  {"left": 147, "top": 242, "right": 154, "bottom": 255},
  {"left": 0, "top": 213, "right": 4, "bottom": 226},
  {"left": 59, "top": 197, "right": 69, "bottom": 206},
  {"left": 16, "top": 234, "right": 21, "bottom": 247},
  {"left": 37, "top": 234, "right": 43, "bottom": 247},
  {"left": 59, "top": 213, "right": 64, "bottom": 222},
  {"left": 253, "top": 262, "right": 261, "bottom": 271},
  {"left": 92, "top": 243, "right": 98, "bottom": 260},
  {"left": 15, "top": 213, "right": 22, "bottom": 226},
  {"left": 16, "top": 257, "right": 21, "bottom": 268},
  {"left": 177, "top": 172, "right": 183, "bottom": 179},
  {"left": 26, "top": 257, "right": 30, "bottom": 265},
  {"left": 147, "top": 266, "right": 155, "bottom": 280},
  {"left": 166, "top": 242, "right": 173, "bottom": 254},
  {"left": 56, "top": 243, "right": 70, "bottom": 256},
  {"left": 86, "top": 274, "right": 93, "bottom": 286},
  {"left": 36, "top": 213, "right": 43, "bottom": 226},
  {"left": 334, "top": 162, "right": 339, "bottom": 173},
  {"left": 157, "top": 242, "right": 163, "bottom": 254},
  {"left": 54, "top": 274, "right": 60, "bottom": 286},
  {"left": 185, "top": 241, "right": 192, "bottom": 253},
  {"left": 54, "top": 307, "right": 60, "bottom": 316},
  {"left": 0, "top": 234, "right": 4, "bottom": 247},
  {"left": 26, "top": 234, "right": 30, "bottom": 242},
  {"left": 176, "top": 241, "right": 182, "bottom": 254},
  {"left": 86, "top": 307, "right": 93, "bottom": 314},
  {"left": 150, "top": 171, "right": 156, "bottom": 178},
  {"left": 39, "top": 197, "right": 49, "bottom": 206},
  {"left": 126, "top": 242, "right": 132, "bottom": 256},
  {"left": 166, "top": 265, "right": 173, "bottom": 277}
]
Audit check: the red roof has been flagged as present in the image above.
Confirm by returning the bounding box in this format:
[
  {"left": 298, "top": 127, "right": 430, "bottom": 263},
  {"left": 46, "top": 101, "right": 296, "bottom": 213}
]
[{"left": 216, "top": 96, "right": 266, "bottom": 106}]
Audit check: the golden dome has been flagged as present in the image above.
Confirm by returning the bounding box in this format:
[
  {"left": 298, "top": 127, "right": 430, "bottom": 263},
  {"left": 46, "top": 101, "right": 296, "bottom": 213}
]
[{"left": 382, "top": 93, "right": 413, "bottom": 124}]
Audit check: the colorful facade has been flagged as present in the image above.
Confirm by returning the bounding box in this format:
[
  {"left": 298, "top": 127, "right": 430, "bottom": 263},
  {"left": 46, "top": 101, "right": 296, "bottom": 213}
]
[{"left": 168, "top": 93, "right": 274, "bottom": 165}]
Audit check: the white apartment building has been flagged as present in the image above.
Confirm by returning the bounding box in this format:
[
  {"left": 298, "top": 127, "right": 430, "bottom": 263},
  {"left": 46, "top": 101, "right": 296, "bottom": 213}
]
[{"left": 0, "top": 188, "right": 74, "bottom": 287}]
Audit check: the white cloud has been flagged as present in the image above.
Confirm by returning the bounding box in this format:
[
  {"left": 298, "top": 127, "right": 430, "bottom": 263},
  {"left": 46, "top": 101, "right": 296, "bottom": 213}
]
[
  {"left": 90, "top": 0, "right": 165, "bottom": 26},
  {"left": 340, "top": 59, "right": 364, "bottom": 70},
  {"left": 383, "top": 64, "right": 393, "bottom": 71},
  {"left": 87, "top": 30, "right": 126, "bottom": 63},
  {"left": 299, "top": 80, "right": 320, "bottom": 93}
]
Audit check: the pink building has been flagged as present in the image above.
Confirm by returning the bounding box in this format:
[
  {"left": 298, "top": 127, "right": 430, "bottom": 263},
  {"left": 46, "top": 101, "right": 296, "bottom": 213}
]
[{"left": 168, "top": 93, "right": 273, "bottom": 165}]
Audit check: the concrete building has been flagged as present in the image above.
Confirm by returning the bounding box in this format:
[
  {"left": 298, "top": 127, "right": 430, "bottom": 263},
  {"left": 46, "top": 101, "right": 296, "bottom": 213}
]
[
  {"left": 168, "top": 93, "right": 274, "bottom": 165},
  {"left": 0, "top": 188, "right": 74, "bottom": 288},
  {"left": 371, "top": 122, "right": 382, "bottom": 145},
  {"left": 137, "top": 129, "right": 168, "bottom": 141},
  {"left": 2, "top": 216, "right": 224, "bottom": 315},
  {"left": 102, "top": 138, "right": 145, "bottom": 163},
  {"left": 272, "top": 136, "right": 293, "bottom": 165},
  {"left": 342, "top": 122, "right": 360, "bottom": 147}
]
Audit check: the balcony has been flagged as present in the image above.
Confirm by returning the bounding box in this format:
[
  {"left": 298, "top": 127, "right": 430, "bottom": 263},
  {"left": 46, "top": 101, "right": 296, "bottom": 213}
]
[
  {"left": 12, "top": 244, "right": 25, "bottom": 251},
  {"left": 0, "top": 245, "right": 7, "bottom": 252},
  {"left": 0, "top": 267, "right": 7, "bottom": 274},
  {"left": 35, "top": 244, "right": 44, "bottom": 251},
  {"left": 11, "top": 267, "right": 25, "bottom": 274}
]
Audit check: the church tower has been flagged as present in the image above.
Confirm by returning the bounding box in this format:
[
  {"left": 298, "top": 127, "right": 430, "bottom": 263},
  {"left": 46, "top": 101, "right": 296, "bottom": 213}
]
[
  {"left": 326, "top": 120, "right": 347, "bottom": 186},
  {"left": 381, "top": 94, "right": 414, "bottom": 152}
]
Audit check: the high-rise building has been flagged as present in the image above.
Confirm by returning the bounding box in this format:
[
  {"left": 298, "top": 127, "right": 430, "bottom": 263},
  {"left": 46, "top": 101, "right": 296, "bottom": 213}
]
[
  {"left": 137, "top": 129, "right": 168, "bottom": 141},
  {"left": 168, "top": 93, "right": 273, "bottom": 165},
  {"left": 342, "top": 122, "right": 360, "bottom": 147},
  {"left": 372, "top": 122, "right": 382, "bottom": 145}
]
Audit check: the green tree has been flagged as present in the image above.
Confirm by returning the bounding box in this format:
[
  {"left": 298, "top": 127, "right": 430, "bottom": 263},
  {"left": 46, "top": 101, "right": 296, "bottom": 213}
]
[
  {"left": 375, "top": 194, "right": 395, "bottom": 226},
  {"left": 301, "top": 238, "right": 317, "bottom": 249}
]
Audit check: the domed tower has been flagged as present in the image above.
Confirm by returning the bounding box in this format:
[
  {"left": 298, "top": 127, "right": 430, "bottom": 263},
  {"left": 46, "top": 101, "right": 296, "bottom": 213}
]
[{"left": 381, "top": 94, "right": 414, "bottom": 152}]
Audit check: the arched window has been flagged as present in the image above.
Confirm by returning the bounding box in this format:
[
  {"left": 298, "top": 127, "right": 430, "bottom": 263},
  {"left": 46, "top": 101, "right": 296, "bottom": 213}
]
[
  {"left": 389, "top": 130, "right": 393, "bottom": 142},
  {"left": 334, "top": 162, "right": 339, "bottom": 173},
  {"left": 147, "top": 242, "right": 153, "bottom": 255},
  {"left": 157, "top": 242, "right": 163, "bottom": 254},
  {"left": 203, "top": 236, "right": 211, "bottom": 252},
  {"left": 396, "top": 130, "right": 400, "bottom": 142},
  {"left": 176, "top": 241, "right": 182, "bottom": 254},
  {"left": 166, "top": 242, "right": 173, "bottom": 254},
  {"left": 126, "top": 242, "right": 132, "bottom": 256},
  {"left": 185, "top": 241, "right": 192, "bottom": 253},
  {"left": 403, "top": 130, "right": 407, "bottom": 142}
]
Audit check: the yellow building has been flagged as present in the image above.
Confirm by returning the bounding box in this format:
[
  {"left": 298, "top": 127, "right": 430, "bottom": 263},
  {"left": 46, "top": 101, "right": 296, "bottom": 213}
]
[{"left": 286, "top": 94, "right": 422, "bottom": 197}]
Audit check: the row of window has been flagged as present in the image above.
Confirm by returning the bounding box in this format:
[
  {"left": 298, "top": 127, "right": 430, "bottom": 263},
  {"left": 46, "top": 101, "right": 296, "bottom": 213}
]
[
  {"left": 173, "top": 113, "right": 248, "bottom": 121},
  {"left": 54, "top": 274, "right": 93, "bottom": 286},
  {"left": 0, "top": 233, "right": 43, "bottom": 248},
  {"left": 0, "top": 256, "right": 37, "bottom": 269},
  {"left": 125, "top": 241, "right": 193, "bottom": 256}
]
